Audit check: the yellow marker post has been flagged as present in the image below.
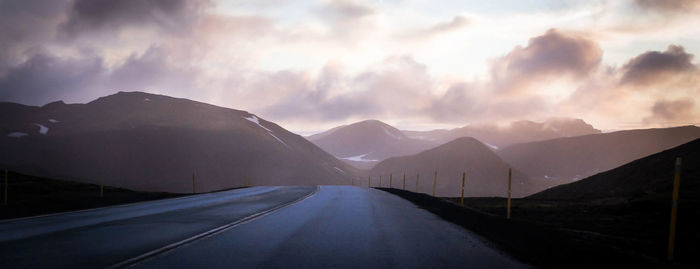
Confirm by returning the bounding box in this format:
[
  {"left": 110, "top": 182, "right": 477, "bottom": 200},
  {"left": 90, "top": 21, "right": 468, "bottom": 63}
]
[
  {"left": 507, "top": 168, "right": 512, "bottom": 220},
  {"left": 460, "top": 172, "right": 466, "bottom": 206},
  {"left": 668, "top": 157, "right": 682, "bottom": 261},
  {"left": 390, "top": 173, "right": 393, "bottom": 188},
  {"left": 403, "top": 173, "right": 406, "bottom": 190},
  {"left": 4, "top": 168, "right": 7, "bottom": 206},
  {"left": 192, "top": 172, "right": 196, "bottom": 194},
  {"left": 416, "top": 173, "right": 420, "bottom": 192},
  {"left": 432, "top": 171, "right": 437, "bottom": 197}
]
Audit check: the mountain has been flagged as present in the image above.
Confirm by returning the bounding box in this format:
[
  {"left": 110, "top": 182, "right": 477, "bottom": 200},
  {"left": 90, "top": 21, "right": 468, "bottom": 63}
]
[
  {"left": 370, "top": 137, "right": 540, "bottom": 197},
  {"left": 530, "top": 138, "right": 700, "bottom": 201},
  {"left": 0, "top": 91, "right": 356, "bottom": 193},
  {"left": 404, "top": 118, "right": 601, "bottom": 149},
  {"left": 498, "top": 126, "right": 700, "bottom": 183},
  {"left": 307, "top": 120, "right": 438, "bottom": 169}
]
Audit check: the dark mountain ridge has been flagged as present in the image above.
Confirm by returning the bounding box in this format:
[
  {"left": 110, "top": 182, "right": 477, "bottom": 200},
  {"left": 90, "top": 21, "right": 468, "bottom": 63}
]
[
  {"left": 1, "top": 91, "right": 355, "bottom": 192},
  {"left": 370, "top": 137, "right": 540, "bottom": 197},
  {"left": 530, "top": 138, "right": 700, "bottom": 201}
]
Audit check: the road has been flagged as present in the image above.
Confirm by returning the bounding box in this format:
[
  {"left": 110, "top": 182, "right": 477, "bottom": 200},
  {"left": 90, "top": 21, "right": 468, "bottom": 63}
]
[{"left": 0, "top": 186, "right": 528, "bottom": 268}]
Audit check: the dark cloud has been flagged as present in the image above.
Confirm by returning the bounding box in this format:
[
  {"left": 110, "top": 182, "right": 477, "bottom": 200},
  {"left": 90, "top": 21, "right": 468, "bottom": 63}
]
[
  {"left": 0, "top": 46, "right": 200, "bottom": 106},
  {"left": 108, "top": 46, "right": 199, "bottom": 97},
  {"left": 491, "top": 29, "right": 602, "bottom": 92},
  {"left": 643, "top": 99, "right": 695, "bottom": 124},
  {"left": 60, "top": 0, "right": 207, "bottom": 39},
  {"left": 0, "top": 0, "right": 71, "bottom": 65},
  {"left": 0, "top": 52, "right": 107, "bottom": 105},
  {"left": 620, "top": 45, "right": 696, "bottom": 85}
]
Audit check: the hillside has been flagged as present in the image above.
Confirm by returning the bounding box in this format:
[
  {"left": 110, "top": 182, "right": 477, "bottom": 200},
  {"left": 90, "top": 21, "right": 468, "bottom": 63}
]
[
  {"left": 308, "top": 120, "right": 437, "bottom": 169},
  {"left": 404, "top": 118, "right": 600, "bottom": 148},
  {"left": 370, "top": 137, "right": 540, "bottom": 197},
  {"left": 530, "top": 138, "right": 700, "bottom": 201},
  {"left": 0, "top": 170, "right": 185, "bottom": 220},
  {"left": 498, "top": 126, "right": 700, "bottom": 183},
  {"left": 0, "top": 91, "right": 355, "bottom": 192}
]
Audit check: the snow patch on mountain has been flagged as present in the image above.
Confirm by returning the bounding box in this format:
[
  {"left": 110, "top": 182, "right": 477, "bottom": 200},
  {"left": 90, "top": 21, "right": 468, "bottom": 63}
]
[
  {"left": 48, "top": 119, "right": 59, "bottom": 123},
  {"left": 243, "top": 115, "right": 288, "bottom": 148},
  {"left": 35, "top": 124, "right": 49, "bottom": 135},
  {"left": 7, "top": 132, "right": 28, "bottom": 138},
  {"left": 485, "top": 143, "right": 499, "bottom": 150},
  {"left": 243, "top": 115, "right": 273, "bottom": 132},
  {"left": 340, "top": 153, "right": 379, "bottom": 162}
]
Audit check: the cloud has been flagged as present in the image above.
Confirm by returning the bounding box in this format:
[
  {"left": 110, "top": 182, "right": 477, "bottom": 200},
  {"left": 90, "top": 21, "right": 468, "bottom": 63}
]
[
  {"left": 59, "top": 0, "right": 207, "bottom": 39},
  {"left": 258, "top": 55, "right": 434, "bottom": 123},
  {"left": 315, "top": 0, "right": 377, "bottom": 41},
  {"left": 0, "top": 0, "right": 71, "bottom": 65},
  {"left": 619, "top": 45, "right": 696, "bottom": 85},
  {"left": 643, "top": 99, "right": 696, "bottom": 124},
  {"left": 633, "top": 0, "right": 700, "bottom": 13},
  {"left": 414, "top": 16, "right": 470, "bottom": 38},
  {"left": 490, "top": 29, "right": 602, "bottom": 93},
  {"left": 0, "top": 52, "right": 107, "bottom": 105},
  {"left": 108, "top": 46, "right": 200, "bottom": 97},
  {"left": 317, "top": 0, "right": 375, "bottom": 23}
]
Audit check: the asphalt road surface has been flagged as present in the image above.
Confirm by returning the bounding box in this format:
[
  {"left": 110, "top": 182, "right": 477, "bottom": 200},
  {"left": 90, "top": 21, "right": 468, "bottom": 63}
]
[{"left": 0, "top": 186, "right": 528, "bottom": 268}]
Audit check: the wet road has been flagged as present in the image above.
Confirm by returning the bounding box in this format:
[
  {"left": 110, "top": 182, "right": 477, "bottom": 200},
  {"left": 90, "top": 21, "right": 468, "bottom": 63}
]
[{"left": 0, "top": 186, "right": 528, "bottom": 268}]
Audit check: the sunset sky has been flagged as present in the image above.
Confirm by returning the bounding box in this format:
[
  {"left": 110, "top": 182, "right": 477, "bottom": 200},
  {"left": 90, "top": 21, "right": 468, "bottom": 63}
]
[{"left": 1, "top": 0, "right": 699, "bottom": 133}]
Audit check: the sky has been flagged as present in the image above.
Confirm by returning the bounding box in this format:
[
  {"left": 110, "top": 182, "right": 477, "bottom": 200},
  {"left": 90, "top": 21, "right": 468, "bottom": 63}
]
[{"left": 1, "top": 0, "right": 699, "bottom": 134}]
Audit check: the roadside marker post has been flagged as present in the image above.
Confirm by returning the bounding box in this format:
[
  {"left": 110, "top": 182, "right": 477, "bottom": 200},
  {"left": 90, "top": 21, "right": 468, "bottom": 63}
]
[
  {"left": 100, "top": 179, "right": 104, "bottom": 198},
  {"left": 668, "top": 157, "right": 682, "bottom": 261},
  {"left": 389, "top": 173, "right": 392, "bottom": 188},
  {"left": 352, "top": 177, "right": 355, "bottom": 186},
  {"left": 460, "top": 172, "right": 466, "bottom": 206},
  {"left": 403, "top": 173, "right": 406, "bottom": 190},
  {"left": 368, "top": 175, "right": 370, "bottom": 187},
  {"left": 4, "top": 168, "right": 7, "bottom": 206},
  {"left": 432, "top": 171, "right": 437, "bottom": 197},
  {"left": 192, "top": 172, "right": 196, "bottom": 194},
  {"left": 379, "top": 175, "right": 382, "bottom": 188},
  {"left": 416, "top": 173, "right": 419, "bottom": 192},
  {"left": 507, "top": 168, "right": 512, "bottom": 220}
]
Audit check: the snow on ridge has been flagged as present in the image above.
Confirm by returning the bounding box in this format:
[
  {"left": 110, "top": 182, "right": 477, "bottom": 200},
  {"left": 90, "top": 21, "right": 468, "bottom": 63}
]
[
  {"left": 144, "top": 98, "right": 151, "bottom": 102},
  {"left": 48, "top": 119, "right": 59, "bottom": 123},
  {"left": 340, "top": 153, "right": 379, "bottom": 162},
  {"left": 7, "top": 132, "right": 28, "bottom": 138},
  {"left": 242, "top": 115, "right": 288, "bottom": 148},
  {"left": 484, "top": 142, "right": 499, "bottom": 150},
  {"left": 242, "top": 115, "right": 273, "bottom": 132},
  {"left": 268, "top": 132, "right": 289, "bottom": 148},
  {"left": 334, "top": 167, "right": 345, "bottom": 174},
  {"left": 34, "top": 124, "right": 49, "bottom": 135}
]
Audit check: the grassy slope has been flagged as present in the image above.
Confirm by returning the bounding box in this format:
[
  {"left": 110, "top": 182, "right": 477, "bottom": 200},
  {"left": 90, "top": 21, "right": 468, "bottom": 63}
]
[
  {"left": 379, "top": 188, "right": 695, "bottom": 269},
  {"left": 0, "top": 171, "right": 186, "bottom": 220}
]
